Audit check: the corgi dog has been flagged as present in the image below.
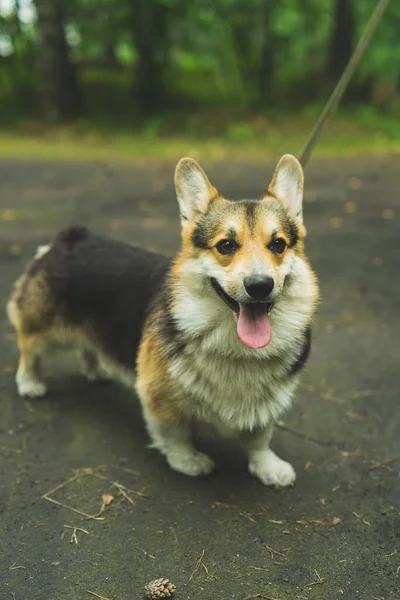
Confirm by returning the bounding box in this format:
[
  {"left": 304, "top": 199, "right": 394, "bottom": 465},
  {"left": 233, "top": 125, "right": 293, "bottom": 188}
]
[{"left": 7, "top": 154, "right": 318, "bottom": 487}]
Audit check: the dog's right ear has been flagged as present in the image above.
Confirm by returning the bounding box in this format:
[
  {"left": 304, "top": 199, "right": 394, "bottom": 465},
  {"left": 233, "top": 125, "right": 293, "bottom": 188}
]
[{"left": 174, "top": 158, "right": 218, "bottom": 227}]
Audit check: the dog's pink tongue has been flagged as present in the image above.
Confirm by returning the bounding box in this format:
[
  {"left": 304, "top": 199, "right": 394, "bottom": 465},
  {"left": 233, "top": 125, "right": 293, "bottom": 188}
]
[{"left": 237, "top": 303, "right": 272, "bottom": 349}]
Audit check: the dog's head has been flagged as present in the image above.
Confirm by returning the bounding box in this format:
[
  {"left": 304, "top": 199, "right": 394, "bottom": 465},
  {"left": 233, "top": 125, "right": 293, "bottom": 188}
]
[{"left": 174, "top": 155, "right": 312, "bottom": 349}]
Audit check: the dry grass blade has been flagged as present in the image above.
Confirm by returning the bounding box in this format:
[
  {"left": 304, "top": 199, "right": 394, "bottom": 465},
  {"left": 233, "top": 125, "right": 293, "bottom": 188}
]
[
  {"left": 189, "top": 549, "right": 209, "bottom": 581},
  {"left": 9, "top": 562, "right": 25, "bottom": 570},
  {"left": 64, "top": 525, "right": 89, "bottom": 534},
  {"left": 276, "top": 424, "right": 332, "bottom": 446},
  {"left": 43, "top": 495, "right": 105, "bottom": 520},
  {"left": 304, "top": 570, "right": 327, "bottom": 589},
  {"left": 41, "top": 471, "right": 82, "bottom": 498},
  {"left": 112, "top": 482, "right": 136, "bottom": 505},
  {"left": 64, "top": 524, "right": 90, "bottom": 544},
  {"left": 264, "top": 544, "right": 284, "bottom": 558},
  {"left": 244, "top": 595, "right": 278, "bottom": 600},
  {"left": 87, "top": 591, "right": 113, "bottom": 600},
  {"left": 42, "top": 468, "right": 109, "bottom": 520}
]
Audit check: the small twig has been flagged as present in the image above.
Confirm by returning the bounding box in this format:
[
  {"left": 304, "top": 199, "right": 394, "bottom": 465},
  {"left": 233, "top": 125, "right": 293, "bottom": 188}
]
[
  {"left": 42, "top": 495, "right": 104, "bottom": 520},
  {"left": 264, "top": 544, "right": 284, "bottom": 559},
  {"left": 8, "top": 562, "right": 25, "bottom": 571},
  {"left": 239, "top": 512, "right": 264, "bottom": 523},
  {"left": 135, "top": 546, "right": 156, "bottom": 559},
  {"left": 276, "top": 424, "right": 332, "bottom": 446},
  {"left": 189, "top": 549, "right": 209, "bottom": 581},
  {"left": 113, "top": 484, "right": 135, "bottom": 506},
  {"left": 369, "top": 457, "right": 399, "bottom": 471},
  {"left": 112, "top": 481, "right": 148, "bottom": 500},
  {"left": 42, "top": 468, "right": 109, "bottom": 520},
  {"left": 213, "top": 501, "right": 263, "bottom": 523},
  {"left": 111, "top": 464, "right": 140, "bottom": 476},
  {"left": 249, "top": 566, "right": 269, "bottom": 573},
  {"left": 41, "top": 471, "right": 82, "bottom": 498},
  {"left": 353, "top": 512, "right": 371, "bottom": 526},
  {"left": 304, "top": 570, "right": 327, "bottom": 589},
  {"left": 64, "top": 525, "right": 90, "bottom": 534},
  {"left": 64, "top": 524, "right": 90, "bottom": 544},
  {"left": 87, "top": 592, "right": 113, "bottom": 600},
  {"left": 245, "top": 595, "right": 278, "bottom": 600}
]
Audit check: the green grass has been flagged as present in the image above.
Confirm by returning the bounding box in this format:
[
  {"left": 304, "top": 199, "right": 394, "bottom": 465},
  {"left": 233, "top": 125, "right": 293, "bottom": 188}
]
[{"left": 0, "top": 110, "right": 399, "bottom": 164}]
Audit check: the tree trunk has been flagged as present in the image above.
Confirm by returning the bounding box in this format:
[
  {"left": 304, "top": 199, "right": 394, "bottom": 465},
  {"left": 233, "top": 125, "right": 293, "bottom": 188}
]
[
  {"left": 329, "top": 0, "right": 355, "bottom": 82},
  {"left": 257, "top": 0, "right": 276, "bottom": 108},
  {"left": 34, "top": 0, "right": 81, "bottom": 121},
  {"left": 132, "top": 0, "right": 170, "bottom": 115}
]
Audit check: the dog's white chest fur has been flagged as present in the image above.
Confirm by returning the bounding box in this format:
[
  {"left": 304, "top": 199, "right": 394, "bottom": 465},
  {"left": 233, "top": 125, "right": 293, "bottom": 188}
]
[{"left": 169, "top": 314, "right": 301, "bottom": 432}]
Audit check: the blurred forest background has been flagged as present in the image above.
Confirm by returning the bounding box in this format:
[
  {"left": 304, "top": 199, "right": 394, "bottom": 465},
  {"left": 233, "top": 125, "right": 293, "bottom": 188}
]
[{"left": 0, "top": 0, "right": 399, "bottom": 159}]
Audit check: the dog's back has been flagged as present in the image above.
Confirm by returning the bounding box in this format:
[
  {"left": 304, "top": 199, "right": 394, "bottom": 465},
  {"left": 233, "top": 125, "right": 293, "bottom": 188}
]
[{"left": 7, "top": 226, "right": 171, "bottom": 387}]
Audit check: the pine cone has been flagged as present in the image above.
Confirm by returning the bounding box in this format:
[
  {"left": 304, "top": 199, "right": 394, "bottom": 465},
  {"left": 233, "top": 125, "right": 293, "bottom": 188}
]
[{"left": 145, "top": 578, "right": 176, "bottom": 599}]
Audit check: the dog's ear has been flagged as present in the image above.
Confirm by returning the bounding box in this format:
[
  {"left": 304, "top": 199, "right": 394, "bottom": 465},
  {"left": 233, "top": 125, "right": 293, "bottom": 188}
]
[
  {"left": 267, "top": 154, "right": 304, "bottom": 223},
  {"left": 175, "top": 158, "right": 218, "bottom": 226}
]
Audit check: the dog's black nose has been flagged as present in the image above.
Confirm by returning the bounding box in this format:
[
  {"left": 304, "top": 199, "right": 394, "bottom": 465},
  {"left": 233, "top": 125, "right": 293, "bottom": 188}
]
[{"left": 244, "top": 275, "right": 274, "bottom": 300}]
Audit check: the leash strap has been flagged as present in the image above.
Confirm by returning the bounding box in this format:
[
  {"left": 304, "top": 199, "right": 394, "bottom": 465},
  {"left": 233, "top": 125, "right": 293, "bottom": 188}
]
[{"left": 298, "top": 0, "right": 392, "bottom": 168}]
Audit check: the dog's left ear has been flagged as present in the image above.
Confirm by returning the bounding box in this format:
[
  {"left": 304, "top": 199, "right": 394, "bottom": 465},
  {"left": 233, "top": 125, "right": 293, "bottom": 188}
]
[
  {"left": 267, "top": 154, "right": 304, "bottom": 224},
  {"left": 175, "top": 158, "right": 218, "bottom": 227}
]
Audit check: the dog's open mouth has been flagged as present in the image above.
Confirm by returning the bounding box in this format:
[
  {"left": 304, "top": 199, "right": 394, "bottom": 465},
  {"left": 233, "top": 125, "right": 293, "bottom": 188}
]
[{"left": 210, "top": 278, "right": 273, "bottom": 349}]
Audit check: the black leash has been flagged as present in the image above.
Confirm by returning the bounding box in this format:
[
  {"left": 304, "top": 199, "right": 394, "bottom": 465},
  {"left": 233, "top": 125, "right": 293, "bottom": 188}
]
[{"left": 299, "top": 0, "right": 392, "bottom": 168}]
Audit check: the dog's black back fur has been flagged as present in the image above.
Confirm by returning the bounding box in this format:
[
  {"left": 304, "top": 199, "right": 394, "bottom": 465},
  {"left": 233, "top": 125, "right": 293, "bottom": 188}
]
[{"left": 31, "top": 227, "right": 171, "bottom": 366}]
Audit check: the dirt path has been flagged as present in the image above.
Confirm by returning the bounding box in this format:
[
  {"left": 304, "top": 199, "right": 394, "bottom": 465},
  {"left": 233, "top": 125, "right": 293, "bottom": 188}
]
[{"left": 1, "top": 156, "right": 399, "bottom": 600}]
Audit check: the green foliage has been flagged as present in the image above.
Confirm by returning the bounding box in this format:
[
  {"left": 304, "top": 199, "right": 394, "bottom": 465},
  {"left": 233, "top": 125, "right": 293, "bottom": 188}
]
[{"left": 0, "top": 0, "right": 399, "bottom": 124}]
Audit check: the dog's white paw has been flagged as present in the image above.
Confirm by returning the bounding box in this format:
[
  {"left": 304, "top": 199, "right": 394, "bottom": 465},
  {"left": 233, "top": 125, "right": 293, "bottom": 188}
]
[
  {"left": 16, "top": 371, "right": 47, "bottom": 398},
  {"left": 167, "top": 450, "right": 215, "bottom": 477},
  {"left": 249, "top": 449, "right": 296, "bottom": 488}
]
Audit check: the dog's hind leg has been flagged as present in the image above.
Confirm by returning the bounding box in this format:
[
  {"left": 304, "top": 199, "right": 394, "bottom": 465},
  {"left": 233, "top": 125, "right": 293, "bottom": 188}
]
[
  {"left": 78, "top": 348, "right": 111, "bottom": 383},
  {"left": 15, "top": 332, "right": 48, "bottom": 398}
]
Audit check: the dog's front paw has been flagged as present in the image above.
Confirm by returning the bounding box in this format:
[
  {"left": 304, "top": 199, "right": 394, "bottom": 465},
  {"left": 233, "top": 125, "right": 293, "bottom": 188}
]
[
  {"left": 17, "top": 377, "right": 47, "bottom": 398},
  {"left": 249, "top": 449, "right": 296, "bottom": 488},
  {"left": 167, "top": 450, "right": 215, "bottom": 477}
]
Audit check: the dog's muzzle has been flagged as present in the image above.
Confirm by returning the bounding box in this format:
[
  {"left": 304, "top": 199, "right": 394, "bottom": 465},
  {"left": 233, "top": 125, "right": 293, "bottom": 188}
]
[{"left": 210, "top": 278, "right": 273, "bottom": 314}]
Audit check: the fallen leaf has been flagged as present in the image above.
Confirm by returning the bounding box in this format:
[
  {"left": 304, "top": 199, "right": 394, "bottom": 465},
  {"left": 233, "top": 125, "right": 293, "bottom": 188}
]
[
  {"left": 318, "top": 498, "right": 326, "bottom": 505},
  {"left": 304, "top": 461, "right": 313, "bottom": 471},
  {"left": 101, "top": 494, "right": 114, "bottom": 506}
]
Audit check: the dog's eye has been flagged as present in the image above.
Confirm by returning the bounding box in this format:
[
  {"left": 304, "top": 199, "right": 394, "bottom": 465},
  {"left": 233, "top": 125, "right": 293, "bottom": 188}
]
[
  {"left": 269, "top": 237, "right": 287, "bottom": 255},
  {"left": 216, "top": 239, "right": 238, "bottom": 255}
]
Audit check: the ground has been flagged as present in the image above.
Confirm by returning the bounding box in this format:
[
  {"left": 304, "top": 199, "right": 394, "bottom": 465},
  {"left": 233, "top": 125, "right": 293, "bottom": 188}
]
[{"left": 1, "top": 155, "right": 399, "bottom": 600}]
